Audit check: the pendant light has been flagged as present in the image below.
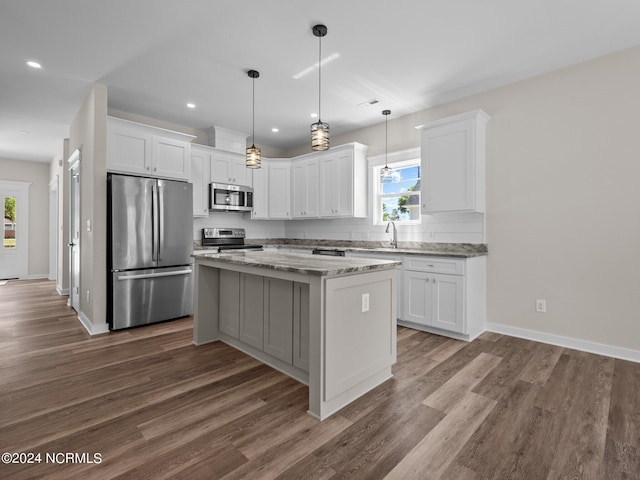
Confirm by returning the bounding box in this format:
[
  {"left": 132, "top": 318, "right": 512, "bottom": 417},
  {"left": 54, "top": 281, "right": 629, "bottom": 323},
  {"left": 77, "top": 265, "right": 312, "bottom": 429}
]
[
  {"left": 311, "top": 24, "right": 329, "bottom": 151},
  {"left": 380, "top": 110, "right": 393, "bottom": 183},
  {"left": 246, "top": 69, "right": 261, "bottom": 168}
]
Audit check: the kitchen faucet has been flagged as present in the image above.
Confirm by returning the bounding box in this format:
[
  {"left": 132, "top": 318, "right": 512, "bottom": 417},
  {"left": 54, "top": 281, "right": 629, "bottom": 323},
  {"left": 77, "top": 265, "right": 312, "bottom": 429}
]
[{"left": 385, "top": 221, "right": 398, "bottom": 248}]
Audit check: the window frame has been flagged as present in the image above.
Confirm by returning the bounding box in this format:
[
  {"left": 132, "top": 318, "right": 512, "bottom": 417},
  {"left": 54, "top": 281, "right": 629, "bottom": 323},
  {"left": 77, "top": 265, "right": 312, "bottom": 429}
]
[{"left": 368, "top": 148, "right": 422, "bottom": 226}]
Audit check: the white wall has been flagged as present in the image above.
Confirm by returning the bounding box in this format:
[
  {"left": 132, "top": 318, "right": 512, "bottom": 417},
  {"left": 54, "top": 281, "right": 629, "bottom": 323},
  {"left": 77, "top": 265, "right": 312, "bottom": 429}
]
[
  {"left": 0, "top": 158, "right": 50, "bottom": 277},
  {"left": 69, "top": 83, "right": 109, "bottom": 333},
  {"left": 285, "top": 44, "right": 640, "bottom": 353}
]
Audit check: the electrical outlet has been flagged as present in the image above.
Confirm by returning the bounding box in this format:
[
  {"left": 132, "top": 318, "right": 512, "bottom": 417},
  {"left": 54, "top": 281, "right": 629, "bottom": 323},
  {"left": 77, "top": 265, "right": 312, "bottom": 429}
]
[
  {"left": 86, "top": 290, "right": 91, "bottom": 303},
  {"left": 361, "top": 293, "right": 370, "bottom": 312},
  {"left": 426, "top": 230, "right": 435, "bottom": 240},
  {"left": 536, "top": 299, "right": 546, "bottom": 313}
]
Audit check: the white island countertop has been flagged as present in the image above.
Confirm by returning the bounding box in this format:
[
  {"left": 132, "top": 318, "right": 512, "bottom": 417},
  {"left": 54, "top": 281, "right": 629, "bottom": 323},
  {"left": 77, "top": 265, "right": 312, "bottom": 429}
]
[{"left": 192, "top": 251, "right": 401, "bottom": 276}]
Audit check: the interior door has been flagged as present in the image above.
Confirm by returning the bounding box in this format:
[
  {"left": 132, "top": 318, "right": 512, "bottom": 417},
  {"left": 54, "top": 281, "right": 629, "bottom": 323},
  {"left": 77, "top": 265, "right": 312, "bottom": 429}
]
[
  {"left": 68, "top": 150, "right": 81, "bottom": 311},
  {"left": 0, "top": 181, "right": 30, "bottom": 280}
]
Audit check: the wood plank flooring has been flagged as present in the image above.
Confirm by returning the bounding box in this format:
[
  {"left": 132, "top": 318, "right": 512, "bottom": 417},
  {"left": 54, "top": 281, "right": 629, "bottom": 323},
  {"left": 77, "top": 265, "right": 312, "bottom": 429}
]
[{"left": 0, "top": 279, "right": 638, "bottom": 479}]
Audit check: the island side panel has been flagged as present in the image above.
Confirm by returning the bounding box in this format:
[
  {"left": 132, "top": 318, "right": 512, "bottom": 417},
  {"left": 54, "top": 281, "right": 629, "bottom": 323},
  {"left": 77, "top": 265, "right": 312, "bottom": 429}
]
[
  {"left": 307, "top": 275, "right": 325, "bottom": 420},
  {"left": 193, "top": 259, "right": 221, "bottom": 345},
  {"left": 312, "top": 268, "right": 397, "bottom": 420}
]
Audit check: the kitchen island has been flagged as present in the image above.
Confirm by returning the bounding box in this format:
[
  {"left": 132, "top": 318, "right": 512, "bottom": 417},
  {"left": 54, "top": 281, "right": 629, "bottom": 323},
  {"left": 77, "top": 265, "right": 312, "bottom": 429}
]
[{"left": 192, "top": 251, "right": 400, "bottom": 420}]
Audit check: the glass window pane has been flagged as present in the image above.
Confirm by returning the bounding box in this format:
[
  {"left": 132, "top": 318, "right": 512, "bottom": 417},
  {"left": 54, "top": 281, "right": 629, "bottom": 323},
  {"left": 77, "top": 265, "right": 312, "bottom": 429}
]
[
  {"left": 4, "top": 196, "right": 16, "bottom": 249},
  {"left": 377, "top": 161, "right": 421, "bottom": 224},
  {"left": 381, "top": 194, "right": 421, "bottom": 222}
]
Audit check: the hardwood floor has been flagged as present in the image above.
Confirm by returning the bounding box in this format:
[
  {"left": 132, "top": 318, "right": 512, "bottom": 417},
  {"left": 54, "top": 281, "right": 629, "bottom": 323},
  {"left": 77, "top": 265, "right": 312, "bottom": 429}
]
[{"left": 0, "top": 279, "right": 638, "bottom": 479}]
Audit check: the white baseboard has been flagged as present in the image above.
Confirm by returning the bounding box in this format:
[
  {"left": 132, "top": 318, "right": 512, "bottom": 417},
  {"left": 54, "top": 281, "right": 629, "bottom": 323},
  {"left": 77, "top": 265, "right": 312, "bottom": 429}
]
[
  {"left": 77, "top": 310, "right": 110, "bottom": 336},
  {"left": 27, "top": 274, "right": 49, "bottom": 280},
  {"left": 487, "top": 322, "right": 640, "bottom": 364},
  {"left": 56, "top": 285, "right": 69, "bottom": 296}
]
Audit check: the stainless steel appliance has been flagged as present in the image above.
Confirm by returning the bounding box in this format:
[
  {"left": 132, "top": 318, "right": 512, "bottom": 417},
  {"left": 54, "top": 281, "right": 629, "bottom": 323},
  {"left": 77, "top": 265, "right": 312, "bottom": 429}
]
[
  {"left": 201, "top": 228, "right": 263, "bottom": 252},
  {"left": 107, "top": 173, "right": 194, "bottom": 330},
  {"left": 209, "top": 183, "right": 253, "bottom": 212}
]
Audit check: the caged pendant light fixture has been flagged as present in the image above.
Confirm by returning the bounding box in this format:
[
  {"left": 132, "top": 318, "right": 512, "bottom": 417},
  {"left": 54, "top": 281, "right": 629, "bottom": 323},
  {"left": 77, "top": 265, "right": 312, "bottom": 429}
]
[
  {"left": 246, "top": 69, "right": 261, "bottom": 168},
  {"left": 380, "top": 110, "right": 393, "bottom": 183},
  {"left": 311, "top": 24, "right": 330, "bottom": 151}
]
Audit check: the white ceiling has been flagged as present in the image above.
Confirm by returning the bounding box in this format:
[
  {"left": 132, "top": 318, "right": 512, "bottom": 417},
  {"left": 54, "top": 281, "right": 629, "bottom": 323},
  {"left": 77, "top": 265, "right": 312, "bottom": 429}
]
[{"left": 2, "top": 0, "right": 640, "bottom": 163}]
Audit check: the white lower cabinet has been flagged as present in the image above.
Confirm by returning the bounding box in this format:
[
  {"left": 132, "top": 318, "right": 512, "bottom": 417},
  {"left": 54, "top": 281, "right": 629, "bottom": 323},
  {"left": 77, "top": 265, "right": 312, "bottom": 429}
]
[
  {"left": 403, "top": 270, "right": 464, "bottom": 333},
  {"left": 402, "top": 255, "right": 485, "bottom": 340},
  {"left": 347, "top": 251, "right": 486, "bottom": 340}
]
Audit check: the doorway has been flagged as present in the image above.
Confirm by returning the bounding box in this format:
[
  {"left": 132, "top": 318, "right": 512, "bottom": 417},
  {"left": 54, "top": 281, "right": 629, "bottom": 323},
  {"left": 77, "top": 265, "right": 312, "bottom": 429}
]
[
  {"left": 68, "top": 150, "right": 81, "bottom": 311},
  {"left": 0, "top": 180, "right": 30, "bottom": 280}
]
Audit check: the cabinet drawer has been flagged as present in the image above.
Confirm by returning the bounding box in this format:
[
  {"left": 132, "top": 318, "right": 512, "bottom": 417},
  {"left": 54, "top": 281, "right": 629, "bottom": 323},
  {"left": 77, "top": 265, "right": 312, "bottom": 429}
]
[{"left": 404, "top": 256, "right": 464, "bottom": 275}]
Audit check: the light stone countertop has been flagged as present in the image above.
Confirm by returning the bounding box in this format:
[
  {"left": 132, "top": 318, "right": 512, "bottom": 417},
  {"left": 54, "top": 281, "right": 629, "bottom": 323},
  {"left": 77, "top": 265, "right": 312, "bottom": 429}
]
[
  {"left": 193, "top": 240, "right": 488, "bottom": 258},
  {"left": 192, "top": 251, "right": 401, "bottom": 276}
]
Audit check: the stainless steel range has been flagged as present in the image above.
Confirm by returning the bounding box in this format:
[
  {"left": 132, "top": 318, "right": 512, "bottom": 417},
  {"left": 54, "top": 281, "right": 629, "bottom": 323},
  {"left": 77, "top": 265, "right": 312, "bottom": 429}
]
[{"left": 201, "top": 228, "right": 263, "bottom": 252}]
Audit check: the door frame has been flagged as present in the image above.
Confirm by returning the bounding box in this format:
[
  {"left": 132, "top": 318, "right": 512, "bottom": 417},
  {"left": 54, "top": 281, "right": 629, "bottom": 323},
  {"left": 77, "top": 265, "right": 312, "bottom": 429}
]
[
  {"left": 48, "top": 176, "right": 59, "bottom": 281},
  {"left": 68, "top": 149, "right": 81, "bottom": 311}
]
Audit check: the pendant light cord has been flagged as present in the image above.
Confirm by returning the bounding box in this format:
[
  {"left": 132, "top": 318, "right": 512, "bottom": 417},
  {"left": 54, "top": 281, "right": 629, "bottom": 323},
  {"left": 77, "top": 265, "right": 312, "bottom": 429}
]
[
  {"left": 252, "top": 76, "right": 256, "bottom": 145},
  {"left": 318, "top": 33, "right": 322, "bottom": 121}
]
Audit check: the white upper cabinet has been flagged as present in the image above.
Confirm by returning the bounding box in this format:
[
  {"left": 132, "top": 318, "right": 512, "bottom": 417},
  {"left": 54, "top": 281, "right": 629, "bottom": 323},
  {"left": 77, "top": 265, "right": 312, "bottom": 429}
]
[
  {"left": 268, "top": 160, "right": 291, "bottom": 220},
  {"left": 291, "top": 158, "right": 319, "bottom": 219},
  {"left": 107, "top": 117, "right": 194, "bottom": 181},
  {"left": 210, "top": 150, "right": 252, "bottom": 187},
  {"left": 319, "top": 143, "right": 368, "bottom": 218},
  {"left": 418, "top": 110, "right": 489, "bottom": 213},
  {"left": 191, "top": 145, "right": 211, "bottom": 218},
  {"left": 251, "top": 163, "right": 269, "bottom": 219}
]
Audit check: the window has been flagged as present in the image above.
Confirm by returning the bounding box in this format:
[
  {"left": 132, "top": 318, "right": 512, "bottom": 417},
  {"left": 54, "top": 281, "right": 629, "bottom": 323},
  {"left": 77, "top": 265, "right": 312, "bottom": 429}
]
[
  {"left": 4, "top": 196, "right": 16, "bottom": 249},
  {"left": 375, "top": 161, "right": 421, "bottom": 224}
]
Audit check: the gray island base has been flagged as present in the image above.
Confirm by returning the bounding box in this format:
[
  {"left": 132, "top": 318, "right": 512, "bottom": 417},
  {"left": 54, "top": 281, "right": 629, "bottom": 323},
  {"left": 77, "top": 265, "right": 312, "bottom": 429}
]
[{"left": 193, "top": 251, "right": 400, "bottom": 420}]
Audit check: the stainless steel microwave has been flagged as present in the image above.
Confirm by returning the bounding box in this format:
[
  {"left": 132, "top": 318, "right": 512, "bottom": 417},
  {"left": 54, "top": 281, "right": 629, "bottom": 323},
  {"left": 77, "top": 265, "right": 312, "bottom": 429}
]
[{"left": 209, "top": 183, "right": 253, "bottom": 212}]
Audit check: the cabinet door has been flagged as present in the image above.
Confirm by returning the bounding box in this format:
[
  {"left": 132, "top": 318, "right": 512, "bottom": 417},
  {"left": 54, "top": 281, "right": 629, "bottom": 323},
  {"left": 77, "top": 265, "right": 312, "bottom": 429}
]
[
  {"left": 320, "top": 155, "right": 336, "bottom": 216},
  {"left": 219, "top": 270, "right": 240, "bottom": 338},
  {"left": 293, "top": 282, "right": 310, "bottom": 371},
  {"left": 239, "top": 273, "right": 264, "bottom": 349},
  {"left": 305, "top": 159, "right": 320, "bottom": 217},
  {"left": 403, "top": 270, "right": 431, "bottom": 326},
  {"left": 152, "top": 136, "right": 191, "bottom": 180},
  {"left": 251, "top": 165, "right": 269, "bottom": 219},
  {"left": 107, "top": 122, "right": 151, "bottom": 175},
  {"left": 292, "top": 159, "right": 320, "bottom": 218},
  {"left": 263, "top": 278, "right": 293, "bottom": 363},
  {"left": 431, "top": 273, "right": 464, "bottom": 333},
  {"left": 333, "top": 150, "right": 353, "bottom": 217},
  {"left": 420, "top": 111, "right": 489, "bottom": 214},
  {"left": 191, "top": 149, "right": 210, "bottom": 217},
  {"left": 268, "top": 164, "right": 291, "bottom": 219},
  {"left": 291, "top": 162, "right": 307, "bottom": 218},
  {"left": 210, "top": 151, "right": 232, "bottom": 184},
  {"left": 231, "top": 158, "right": 252, "bottom": 187}
]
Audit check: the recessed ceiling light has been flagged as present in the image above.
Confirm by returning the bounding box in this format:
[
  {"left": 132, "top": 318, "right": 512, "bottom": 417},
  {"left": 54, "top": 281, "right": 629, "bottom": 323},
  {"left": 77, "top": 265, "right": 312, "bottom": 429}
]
[
  {"left": 26, "top": 60, "right": 42, "bottom": 69},
  {"left": 310, "top": 113, "right": 318, "bottom": 118},
  {"left": 186, "top": 103, "right": 196, "bottom": 109},
  {"left": 271, "top": 128, "right": 279, "bottom": 133}
]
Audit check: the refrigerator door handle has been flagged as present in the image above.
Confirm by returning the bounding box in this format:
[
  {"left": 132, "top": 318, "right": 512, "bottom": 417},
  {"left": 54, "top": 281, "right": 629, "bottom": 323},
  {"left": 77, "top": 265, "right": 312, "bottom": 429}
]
[
  {"left": 151, "top": 183, "right": 158, "bottom": 262},
  {"left": 117, "top": 269, "right": 193, "bottom": 281},
  {"left": 157, "top": 183, "right": 164, "bottom": 262}
]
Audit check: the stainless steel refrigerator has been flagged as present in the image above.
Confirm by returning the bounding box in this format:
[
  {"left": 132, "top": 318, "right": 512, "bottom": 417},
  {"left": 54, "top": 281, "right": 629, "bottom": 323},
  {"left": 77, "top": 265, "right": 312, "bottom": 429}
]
[{"left": 107, "top": 173, "right": 193, "bottom": 330}]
